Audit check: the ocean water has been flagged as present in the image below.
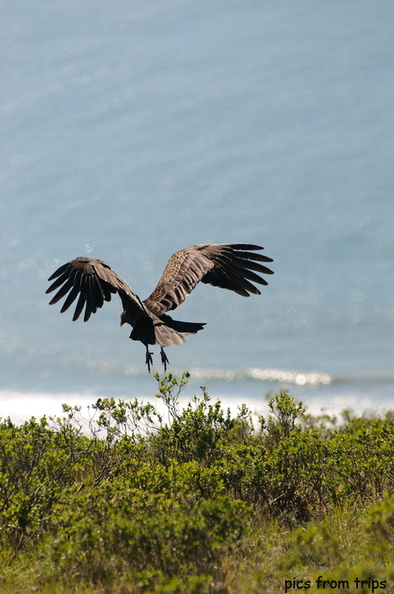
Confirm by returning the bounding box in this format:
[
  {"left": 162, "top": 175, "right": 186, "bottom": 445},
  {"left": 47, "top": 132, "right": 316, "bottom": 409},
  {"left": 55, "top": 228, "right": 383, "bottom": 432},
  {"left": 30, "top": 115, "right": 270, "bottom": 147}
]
[{"left": 1, "top": 0, "right": 393, "bottom": 423}]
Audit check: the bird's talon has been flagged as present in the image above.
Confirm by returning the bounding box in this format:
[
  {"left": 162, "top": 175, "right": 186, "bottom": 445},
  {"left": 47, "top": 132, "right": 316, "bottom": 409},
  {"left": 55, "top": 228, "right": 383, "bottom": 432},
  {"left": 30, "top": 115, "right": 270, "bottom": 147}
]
[
  {"left": 160, "top": 347, "right": 169, "bottom": 372},
  {"left": 145, "top": 348, "right": 154, "bottom": 373}
]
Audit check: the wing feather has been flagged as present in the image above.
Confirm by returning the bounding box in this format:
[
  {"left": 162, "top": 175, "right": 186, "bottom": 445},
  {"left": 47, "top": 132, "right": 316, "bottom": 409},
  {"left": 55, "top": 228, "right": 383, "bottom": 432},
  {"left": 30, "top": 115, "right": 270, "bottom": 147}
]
[
  {"left": 49, "top": 278, "right": 74, "bottom": 305},
  {"left": 143, "top": 243, "right": 273, "bottom": 316},
  {"left": 60, "top": 285, "right": 81, "bottom": 314},
  {"left": 46, "top": 257, "right": 142, "bottom": 322}
]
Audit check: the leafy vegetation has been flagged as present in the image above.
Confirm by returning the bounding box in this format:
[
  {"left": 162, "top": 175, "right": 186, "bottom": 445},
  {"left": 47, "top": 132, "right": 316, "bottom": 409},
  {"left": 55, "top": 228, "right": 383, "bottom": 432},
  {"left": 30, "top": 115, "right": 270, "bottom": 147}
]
[{"left": 0, "top": 373, "right": 393, "bottom": 593}]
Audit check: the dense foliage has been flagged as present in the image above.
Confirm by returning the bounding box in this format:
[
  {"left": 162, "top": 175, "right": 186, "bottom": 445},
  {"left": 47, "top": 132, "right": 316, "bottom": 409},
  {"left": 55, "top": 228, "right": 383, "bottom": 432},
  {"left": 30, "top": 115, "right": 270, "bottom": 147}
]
[{"left": 0, "top": 373, "right": 393, "bottom": 593}]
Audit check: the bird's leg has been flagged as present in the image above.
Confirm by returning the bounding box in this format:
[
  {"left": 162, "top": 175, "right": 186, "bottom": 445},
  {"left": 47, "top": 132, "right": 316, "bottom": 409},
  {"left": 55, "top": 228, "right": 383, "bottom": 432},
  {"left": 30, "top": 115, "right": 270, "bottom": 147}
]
[
  {"left": 160, "top": 347, "right": 169, "bottom": 372},
  {"left": 145, "top": 345, "right": 154, "bottom": 373}
]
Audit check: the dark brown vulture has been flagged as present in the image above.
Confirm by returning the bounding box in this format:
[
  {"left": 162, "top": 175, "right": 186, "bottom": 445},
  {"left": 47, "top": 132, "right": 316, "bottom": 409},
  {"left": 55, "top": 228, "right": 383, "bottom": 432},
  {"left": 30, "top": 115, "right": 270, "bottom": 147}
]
[{"left": 46, "top": 243, "right": 274, "bottom": 372}]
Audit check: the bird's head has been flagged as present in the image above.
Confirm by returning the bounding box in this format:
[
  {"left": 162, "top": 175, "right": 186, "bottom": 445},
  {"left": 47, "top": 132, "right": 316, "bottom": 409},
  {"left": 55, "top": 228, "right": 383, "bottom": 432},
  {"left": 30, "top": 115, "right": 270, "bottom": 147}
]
[{"left": 120, "top": 311, "right": 127, "bottom": 326}]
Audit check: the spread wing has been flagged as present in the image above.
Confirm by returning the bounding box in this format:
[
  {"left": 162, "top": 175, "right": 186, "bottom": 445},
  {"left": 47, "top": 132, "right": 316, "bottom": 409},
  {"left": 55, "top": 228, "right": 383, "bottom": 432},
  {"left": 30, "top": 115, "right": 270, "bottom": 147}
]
[
  {"left": 143, "top": 243, "right": 274, "bottom": 317},
  {"left": 46, "top": 257, "right": 143, "bottom": 322}
]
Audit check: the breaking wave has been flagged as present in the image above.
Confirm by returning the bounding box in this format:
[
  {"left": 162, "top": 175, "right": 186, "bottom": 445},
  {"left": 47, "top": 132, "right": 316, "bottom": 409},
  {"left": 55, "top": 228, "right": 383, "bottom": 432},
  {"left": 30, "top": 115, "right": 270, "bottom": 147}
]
[
  {"left": 85, "top": 359, "right": 332, "bottom": 386},
  {"left": 77, "top": 360, "right": 394, "bottom": 389},
  {"left": 183, "top": 367, "right": 333, "bottom": 386}
]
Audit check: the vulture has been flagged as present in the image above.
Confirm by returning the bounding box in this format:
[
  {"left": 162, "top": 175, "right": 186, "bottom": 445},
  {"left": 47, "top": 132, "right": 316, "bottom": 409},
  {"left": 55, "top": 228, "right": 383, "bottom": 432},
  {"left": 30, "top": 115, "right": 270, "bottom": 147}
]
[{"left": 46, "top": 243, "right": 274, "bottom": 372}]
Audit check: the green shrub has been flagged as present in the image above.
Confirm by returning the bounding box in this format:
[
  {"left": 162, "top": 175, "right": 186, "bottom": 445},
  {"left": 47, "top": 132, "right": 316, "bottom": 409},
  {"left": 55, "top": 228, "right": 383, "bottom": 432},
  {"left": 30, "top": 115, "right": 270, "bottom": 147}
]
[
  {"left": 43, "top": 483, "right": 250, "bottom": 587},
  {"left": 1, "top": 376, "right": 394, "bottom": 592},
  {"left": 366, "top": 494, "right": 394, "bottom": 545}
]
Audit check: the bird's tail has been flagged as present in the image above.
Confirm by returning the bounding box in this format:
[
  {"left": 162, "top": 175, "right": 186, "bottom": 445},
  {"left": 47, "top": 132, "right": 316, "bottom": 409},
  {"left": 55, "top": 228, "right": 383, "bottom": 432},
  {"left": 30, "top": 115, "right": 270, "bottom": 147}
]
[
  {"left": 161, "top": 314, "right": 206, "bottom": 334},
  {"left": 153, "top": 315, "right": 206, "bottom": 347},
  {"left": 129, "top": 314, "right": 205, "bottom": 347}
]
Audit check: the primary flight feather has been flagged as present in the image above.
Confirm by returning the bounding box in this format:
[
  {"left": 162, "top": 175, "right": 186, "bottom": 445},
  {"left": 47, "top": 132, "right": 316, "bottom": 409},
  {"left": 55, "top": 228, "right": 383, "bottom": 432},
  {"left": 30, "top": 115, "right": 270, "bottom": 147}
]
[{"left": 46, "top": 243, "right": 274, "bottom": 372}]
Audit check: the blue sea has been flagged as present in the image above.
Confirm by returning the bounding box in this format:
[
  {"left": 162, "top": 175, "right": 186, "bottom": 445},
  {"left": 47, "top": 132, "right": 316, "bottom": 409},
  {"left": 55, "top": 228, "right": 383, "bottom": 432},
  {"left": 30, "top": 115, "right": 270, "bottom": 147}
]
[{"left": 1, "top": 0, "right": 393, "bottom": 423}]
